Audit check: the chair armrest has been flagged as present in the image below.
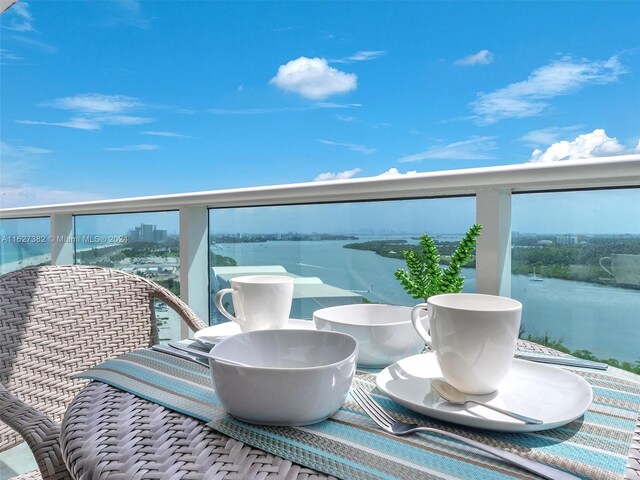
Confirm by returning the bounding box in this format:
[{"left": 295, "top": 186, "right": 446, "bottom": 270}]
[
  {"left": 150, "top": 283, "right": 208, "bottom": 332},
  {"left": 0, "top": 384, "right": 70, "bottom": 480}
]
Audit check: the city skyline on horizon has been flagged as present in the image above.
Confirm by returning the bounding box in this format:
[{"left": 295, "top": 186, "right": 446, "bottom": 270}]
[{"left": 3, "top": 185, "right": 640, "bottom": 238}]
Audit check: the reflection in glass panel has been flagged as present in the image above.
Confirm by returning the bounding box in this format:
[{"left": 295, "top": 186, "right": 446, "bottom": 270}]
[
  {"left": 512, "top": 188, "right": 640, "bottom": 371},
  {"left": 0, "top": 217, "right": 51, "bottom": 274},
  {"left": 209, "top": 197, "right": 476, "bottom": 324},
  {"left": 74, "top": 212, "right": 181, "bottom": 341}
]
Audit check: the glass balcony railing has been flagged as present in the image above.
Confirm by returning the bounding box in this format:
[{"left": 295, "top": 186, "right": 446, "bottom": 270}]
[
  {"left": 74, "top": 212, "right": 181, "bottom": 342},
  {"left": 1, "top": 156, "right": 639, "bottom": 373},
  {"left": 0, "top": 217, "right": 51, "bottom": 275},
  {"left": 511, "top": 188, "right": 640, "bottom": 370},
  {"left": 209, "top": 197, "right": 476, "bottom": 323}
]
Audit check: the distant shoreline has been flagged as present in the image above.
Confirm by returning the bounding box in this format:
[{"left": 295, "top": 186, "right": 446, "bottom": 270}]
[
  {"left": 0, "top": 244, "right": 123, "bottom": 275},
  {"left": 344, "top": 239, "right": 640, "bottom": 290}
]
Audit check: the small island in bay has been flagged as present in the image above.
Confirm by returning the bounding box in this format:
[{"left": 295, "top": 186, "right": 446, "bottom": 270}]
[
  {"left": 343, "top": 239, "right": 472, "bottom": 263},
  {"left": 343, "top": 240, "right": 411, "bottom": 259}
]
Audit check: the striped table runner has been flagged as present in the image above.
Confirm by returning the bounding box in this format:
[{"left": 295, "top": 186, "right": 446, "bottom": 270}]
[{"left": 74, "top": 348, "right": 640, "bottom": 480}]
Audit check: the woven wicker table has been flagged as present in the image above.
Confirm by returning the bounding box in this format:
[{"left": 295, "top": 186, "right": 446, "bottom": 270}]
[
  {"left": 60, "top": 381, "right": 333, "bottom": 480},
  {"left": 59, "top": 341, "right": 640, "bottom": 480}
]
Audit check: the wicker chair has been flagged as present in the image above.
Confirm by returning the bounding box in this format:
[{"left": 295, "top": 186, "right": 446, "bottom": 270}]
[{"left": 0, "top": 265, "right": 207, "bottom": 480}]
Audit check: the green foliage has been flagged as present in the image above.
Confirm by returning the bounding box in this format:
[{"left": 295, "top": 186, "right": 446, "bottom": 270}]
[
  {"left": 210, "top": 253, "right": 237, "bottom": 267},
  {"left": 157, "top": 278, "right": 180, "bottom": 296},
  {"left": 395, "top": 224, "right": 482, "bottom": 301},
  {"left": 521, "top": 332, "right": 571, "bottom": 354},
  {"left": 343, "top": 240, "right": 409, "bottom": 259}
]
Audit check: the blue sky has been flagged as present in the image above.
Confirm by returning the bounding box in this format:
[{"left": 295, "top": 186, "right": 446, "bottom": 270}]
[{"left": 1, "top": 0, "right": 639, "bottom": 211}]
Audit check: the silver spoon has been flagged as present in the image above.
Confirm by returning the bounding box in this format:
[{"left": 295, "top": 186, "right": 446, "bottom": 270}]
[{"left": 431, "top": 379, "right": 543, "bottom": 425}]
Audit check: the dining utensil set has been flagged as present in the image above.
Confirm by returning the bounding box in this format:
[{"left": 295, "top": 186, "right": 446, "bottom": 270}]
[
  {"left": 351, "top": 388, "right": 580, "bottom": 480},
  {"left": 514, "top": 353, "right": 608, "bottom": 370}
]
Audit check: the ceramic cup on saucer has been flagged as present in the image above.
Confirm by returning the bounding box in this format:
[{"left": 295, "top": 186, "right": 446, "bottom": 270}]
[
  {"left": 411, "top": 293, "right": 522, "bottom": 395},
  {"left": 214, "top": 275, "right": 294, "bottom": 332}
]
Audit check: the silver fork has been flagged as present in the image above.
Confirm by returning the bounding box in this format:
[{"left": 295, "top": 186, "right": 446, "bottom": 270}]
[{"left": 351, "top": 389, "right": 580, "bottom": 480}]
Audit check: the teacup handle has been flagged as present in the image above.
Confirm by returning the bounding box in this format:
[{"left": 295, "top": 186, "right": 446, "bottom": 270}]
[
  {"left": 411, "top": 303, "right": 432, "bottom": 347},
  {"left": 214, "top": 288, "right": 240, "bottom": 325}
]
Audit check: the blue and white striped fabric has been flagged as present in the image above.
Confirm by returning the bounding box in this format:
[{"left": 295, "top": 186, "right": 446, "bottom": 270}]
[{"left": 75, "top": 348, "right": 640, "bottom": 480}]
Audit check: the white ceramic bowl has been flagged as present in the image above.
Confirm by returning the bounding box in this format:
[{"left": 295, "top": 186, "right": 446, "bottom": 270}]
[
  {"left": 313, "top": 304, "right": 425, "bottom": 367},
  {"left": 209, "top": 329, "right": 357, "bottom": 426}
]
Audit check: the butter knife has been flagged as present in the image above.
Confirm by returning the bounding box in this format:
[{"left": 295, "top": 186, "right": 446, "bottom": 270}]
[
  {"left": 151, "top": 344, "right": 209, "bottom": 367},
  {"left": 515, "top": 353, "right": 608, "bottom": 370}
]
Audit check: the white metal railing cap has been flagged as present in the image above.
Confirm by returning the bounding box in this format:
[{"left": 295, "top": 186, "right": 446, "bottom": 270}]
[{"left": 1, "top": 155, "right": 639, "bottom": 219}]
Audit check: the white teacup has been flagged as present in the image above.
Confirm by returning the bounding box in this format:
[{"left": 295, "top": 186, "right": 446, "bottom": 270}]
[
  {"left": 411, "top": 293, "right": 522, "bottom": 395},
  {"left": 214, "top": 275, "right": 294, "bottom": 332}
]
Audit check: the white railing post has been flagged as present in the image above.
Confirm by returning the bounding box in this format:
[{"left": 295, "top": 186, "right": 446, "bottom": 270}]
[
  {"left": 50, "top": 214, "right": 74, "bottom": 265},
  {"left": 179, "top": 207, "right": 209, "bottom": 336},
  {"left": 475, "top": 189, "right": 512, "bottom": 297}
]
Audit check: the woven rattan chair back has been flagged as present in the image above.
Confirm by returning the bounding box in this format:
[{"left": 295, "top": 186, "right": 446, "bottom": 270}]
[{"left": 0, "top": 265, "right": 206, "bottom": 454}]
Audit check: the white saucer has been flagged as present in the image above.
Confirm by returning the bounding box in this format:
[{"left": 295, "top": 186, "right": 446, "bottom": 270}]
[
  {"left": 194, "top": 319, "right": 316, "bottom": 346},
  {"left": 376, "top": 353, "right": 593, "bottom": 432}
]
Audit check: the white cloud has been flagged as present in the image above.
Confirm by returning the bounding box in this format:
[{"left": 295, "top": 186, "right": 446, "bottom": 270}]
[
  {"left": 377, "top": 168, "right": 418, "bottom": 177},
  {"left": 103, "top": 144, "right": 159, "bottom": 152},
  {"left": 520, "top": 125, "right": 583, "bottom": 146},
  {"left": 318, "top": 139, "right": 376, "bottom": 155},
  {"left": 142, "top": 130, "right": 191, "bottom": 138},
  {"left": 0, "top": 185, "right": 103, "bottom": 209},
  {"left": 9, "top": 35, "right": 57, "bottom": 54},
  {"left": 1, "top": 140, "right": 29, "bottom": 161},
  {"left": 0, "top": 48, "right": 23, "bottom": 63},
  {"left": 314, "top": 168, "right": 362, "bottom": 182},
  {"left": 472, "top": 55, "right": 625, "bottom": 124},
  {"left": 18, "top": 146, "right": 51, "bottom": 154},
  {"left": 17, "top": 93, "right": 154, "bottom": 130},
  {"left": 399, "top": 136, "right": 498, "bottom": 163},
  {"left": 0, "top": 141, "right": 52, "bottom": 156},
  {"left": 636, "top": 140, "right": 640, "bottom": 153},
  {"left": 331, "top": 50, "right": 387, "bottom": 63},
  {"left": 16, "top": 118, "right": 101, "bottom": 130},
  {"left": 529, "top": 129, "right": 629, "bottom": 163},
  {"left": 270, "top": 57, "right": 357, "bottom": 100},
  {"left": 0, "top": 141, "right": 33, "bottom": 185},
  {"left": 454, "top": 49, "right": 494, "bottom": 66},
  {"left": 16, "top": 115, "right": 152, "bottom": 130},
  {"left": 4, "top": 1, "right": 35, "bottom": 32},
  {"left": 44, "top": 94, "right": 141, "bottom": 113},
  {"left": 97, "top": 114, "right": 153, "bottom": 126},
  {"left": 104, "top": 0, "right": 151, "bottom": 29},
  {"left": 0, "top": 141, "right": 103, "bottom": 208},
  {"left": 315, "top": 102, "right": 362, "bottom": 109}
]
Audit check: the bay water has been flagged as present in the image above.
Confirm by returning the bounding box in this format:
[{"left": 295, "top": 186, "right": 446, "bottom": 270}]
[
  {"left": 3, "top": 236, "right": 637, "bottom": 362},
  {"left": 216, "top": 238, "right": 640, "bottom": 364}
]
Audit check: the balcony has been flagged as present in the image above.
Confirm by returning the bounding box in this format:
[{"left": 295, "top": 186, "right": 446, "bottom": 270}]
[
  {"left": 2, "top": 155, "right": 639, "bottom": 353},
  {"left": 1, "top": 155, "right": 640, "bottom": 476}
]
